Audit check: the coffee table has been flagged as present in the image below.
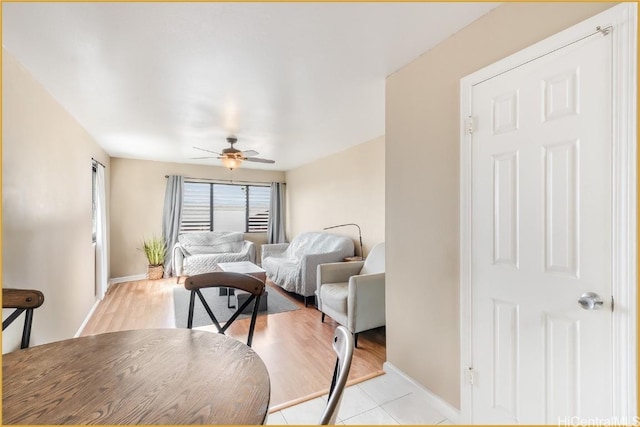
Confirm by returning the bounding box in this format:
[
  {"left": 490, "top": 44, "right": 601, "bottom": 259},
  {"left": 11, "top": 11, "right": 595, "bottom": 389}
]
[
  {"left": 216, "top": 261, "right": 268, "bottom": 310},
  {"left": 216, "top": 261, "right": 267, "bottom": 282}
]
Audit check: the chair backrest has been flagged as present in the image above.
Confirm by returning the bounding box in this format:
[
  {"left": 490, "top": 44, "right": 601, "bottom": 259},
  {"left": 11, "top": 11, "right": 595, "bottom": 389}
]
[
  {"left": 360, "top": 242, "right": 385, "bottom": 275},
  {"left": 184, "top": 272, "right": 265, "bottom": 347},
  {"left": 2, "top": 288, "right": 45, "bottom": 349},
  {"left": 319, "top": 326, "right": 355, "bottom": 425}
]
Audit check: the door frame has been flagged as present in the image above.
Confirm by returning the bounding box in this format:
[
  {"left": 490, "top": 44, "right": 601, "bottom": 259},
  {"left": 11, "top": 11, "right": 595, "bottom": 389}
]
[{"left": 459, "top": 3, "right": 637, "bottom": 423}]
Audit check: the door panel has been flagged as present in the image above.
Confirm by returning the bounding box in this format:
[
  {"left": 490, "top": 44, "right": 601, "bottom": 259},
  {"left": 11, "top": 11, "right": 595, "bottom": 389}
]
[
  {"left": 544, "top": 140, "right": 579, "bottom": 277},
  {"left": 471, "top": 30, "right": 612, "bottom": 424}
]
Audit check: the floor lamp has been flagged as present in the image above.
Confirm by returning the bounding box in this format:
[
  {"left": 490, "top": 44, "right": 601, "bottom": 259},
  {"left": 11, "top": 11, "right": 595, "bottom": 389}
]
[{"left": 323, "top": 223, "right": 364, "bottom": 260}]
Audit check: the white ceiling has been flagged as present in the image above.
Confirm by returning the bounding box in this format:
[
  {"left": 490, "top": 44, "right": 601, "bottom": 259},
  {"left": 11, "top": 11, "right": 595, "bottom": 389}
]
[{"left": 3, "top": 2, "right": 498, "bottom": 171}]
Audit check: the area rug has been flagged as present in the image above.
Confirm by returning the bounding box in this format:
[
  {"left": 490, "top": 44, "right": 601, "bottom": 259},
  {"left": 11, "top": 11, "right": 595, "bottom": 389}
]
[{"left": 173, "top": 286, "right": 299, "bottom": 328}]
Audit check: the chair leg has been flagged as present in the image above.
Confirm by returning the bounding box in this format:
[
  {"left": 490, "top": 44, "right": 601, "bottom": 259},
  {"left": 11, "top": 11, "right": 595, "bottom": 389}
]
[
  {"left": 321, "top": 312, "right": 325, "bottom": 323},
  {"left": 246, "top": 295, "right": 261, "bottom": 348},
  {"left": 354, "top": 333, "right": 359, "bottom": 348},
  {"left": 304, "top": 295, "right": 316, "bottom": 308},
  {"left": 21, "top": 309, "right": 34, "bottom": 349},
  {"left": 187, "top": 290, "right": 195, "bottom": 329}
]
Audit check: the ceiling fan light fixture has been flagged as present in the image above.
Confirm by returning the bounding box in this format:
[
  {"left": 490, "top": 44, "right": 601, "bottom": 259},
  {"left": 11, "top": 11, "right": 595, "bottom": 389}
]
[
  {"left": 193, "top": 136, "right": 273, "bottom": 169},
  {"left": 221, "top": 156, "right": 243, "bottom": 170}
]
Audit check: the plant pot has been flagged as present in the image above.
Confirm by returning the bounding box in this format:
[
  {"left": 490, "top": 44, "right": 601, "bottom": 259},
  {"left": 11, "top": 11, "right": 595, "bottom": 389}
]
[{"left": 147, "top": 265, "right": 164, "bottom": 280}]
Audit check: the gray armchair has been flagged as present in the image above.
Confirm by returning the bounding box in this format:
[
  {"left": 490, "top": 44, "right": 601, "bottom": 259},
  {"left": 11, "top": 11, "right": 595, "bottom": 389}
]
[{"left": 316, "top": 242, "right": 385, "bottom": 347}]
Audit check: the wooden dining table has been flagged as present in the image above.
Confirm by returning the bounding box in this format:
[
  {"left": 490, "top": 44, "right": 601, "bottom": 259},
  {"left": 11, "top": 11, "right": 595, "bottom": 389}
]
[{"left": 2, "top": 328, "right": 271, "bottom": 425}]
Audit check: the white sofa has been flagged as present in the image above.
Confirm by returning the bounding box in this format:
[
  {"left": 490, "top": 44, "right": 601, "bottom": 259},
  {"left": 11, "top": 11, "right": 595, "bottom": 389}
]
[
  {"left": 173, "top": 231, "right": 256, "bottom": 278},
  {"left": 316, "top": 242, "right": 385, "bottom": 347},
  {"left": 261, "top": 232, "right": 354, "bottom": 305}
]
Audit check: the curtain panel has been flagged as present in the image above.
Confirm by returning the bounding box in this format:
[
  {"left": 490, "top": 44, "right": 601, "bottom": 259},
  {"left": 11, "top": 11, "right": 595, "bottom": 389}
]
[
  {"left": 95, "top": 162, "right": 108, "bottom": 299},
  {"left": 267, "top": 182, "right": 286, "bottom": 244},
  {"left": 162, "top": 175, "right": 184, "bottom": 277}
]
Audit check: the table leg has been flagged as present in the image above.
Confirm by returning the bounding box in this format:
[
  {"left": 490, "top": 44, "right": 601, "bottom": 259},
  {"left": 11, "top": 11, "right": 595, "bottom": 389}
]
[{"left": 227, "top": 288, "right": 236, "bottom": 308}]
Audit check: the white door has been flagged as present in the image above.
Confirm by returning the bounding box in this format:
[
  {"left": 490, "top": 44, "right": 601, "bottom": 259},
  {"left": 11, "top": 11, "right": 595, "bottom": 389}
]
[{"left": 470, "top": 29, "right": 613, "bottom": 424}]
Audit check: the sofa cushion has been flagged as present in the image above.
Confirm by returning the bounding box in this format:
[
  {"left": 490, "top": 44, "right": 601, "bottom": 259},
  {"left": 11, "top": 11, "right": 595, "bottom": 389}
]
[
  {"left": 286, "top": 232, "right": 353, "bottom": 259},
  {"left": 319, "top": 282, "right": 348, "bottom": 315},
  {"left": 182, "top": 251, "right": 252, "bottom": 275},
  {"left": 262, "top": 256, "right": 300, "bottom": 292},
  {"left": 179, "top": 232, "right": 244, "bottom": 254}
]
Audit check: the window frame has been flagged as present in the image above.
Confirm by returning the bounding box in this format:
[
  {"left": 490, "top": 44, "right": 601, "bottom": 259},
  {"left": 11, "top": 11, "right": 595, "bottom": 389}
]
[{"left": 180, "top": 181, "right": 270, "bottom": 234}]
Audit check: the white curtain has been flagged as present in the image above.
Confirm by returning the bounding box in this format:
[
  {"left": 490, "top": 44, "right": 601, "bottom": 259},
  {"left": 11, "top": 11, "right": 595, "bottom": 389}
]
[{"left": 95, "top": 163, "right": 108, "bottom": 299}]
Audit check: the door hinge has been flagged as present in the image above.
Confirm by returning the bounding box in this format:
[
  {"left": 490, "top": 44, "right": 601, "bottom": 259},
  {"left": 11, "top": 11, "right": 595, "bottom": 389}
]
[
  {"left": 466, "top": 367, "right": 474, "bottom": 385},
  {"left": 611, "top": 296, "right": 615, "bottom": 312},
  {"left": 465, "top": 116, "right": 475, "bottom": 135}
]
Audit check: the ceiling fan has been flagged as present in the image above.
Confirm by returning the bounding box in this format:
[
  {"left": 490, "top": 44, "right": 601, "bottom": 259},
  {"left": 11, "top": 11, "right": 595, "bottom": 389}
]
[{"left": 192, "top": 136, "right": 275, "bottom": 170}]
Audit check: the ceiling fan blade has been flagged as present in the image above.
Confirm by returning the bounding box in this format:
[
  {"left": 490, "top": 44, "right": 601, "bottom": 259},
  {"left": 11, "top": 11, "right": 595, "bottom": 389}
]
[
  {"left": 190, "top": 156, "right": 217, "bottom": 160},
  {"left": 244, "top": 157, "right": 275, "bottom": 164},
  {"left": 240, "top": 150, "right": 259, "bottom": 157},
  {"left": 193, "top": 146, "right": 221, "bottom": 155}
]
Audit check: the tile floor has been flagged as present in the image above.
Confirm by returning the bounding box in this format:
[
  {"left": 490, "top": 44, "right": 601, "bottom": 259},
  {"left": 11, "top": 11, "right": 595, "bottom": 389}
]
[{"left": 267, "top": 369, "right": 453, "bottom": 425}]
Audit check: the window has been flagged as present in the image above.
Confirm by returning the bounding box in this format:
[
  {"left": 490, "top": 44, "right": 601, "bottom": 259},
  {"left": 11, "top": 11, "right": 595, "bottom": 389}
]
[{"left": 180, "top": 182, "right": 271, "bottom": 233}]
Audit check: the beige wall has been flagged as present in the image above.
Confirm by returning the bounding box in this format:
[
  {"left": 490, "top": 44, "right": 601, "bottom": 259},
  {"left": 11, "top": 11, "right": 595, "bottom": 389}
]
[
  {"left": 2, "top": 49, "right": 111, "bottom": 351},
  {"left": 385, "top": 2, "right": 614, "bottom": 409},
  {"left": 109, "top": 158, "right": 285, "bottom": 278},
  {"left": 285, "top": 136, "right": 385, "bottom": 256}
]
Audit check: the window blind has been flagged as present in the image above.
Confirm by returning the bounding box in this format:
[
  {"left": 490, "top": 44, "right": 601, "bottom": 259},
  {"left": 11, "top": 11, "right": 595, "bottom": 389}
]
[{"left": 180, "top": 182, "right": 270, "bottom": 233}]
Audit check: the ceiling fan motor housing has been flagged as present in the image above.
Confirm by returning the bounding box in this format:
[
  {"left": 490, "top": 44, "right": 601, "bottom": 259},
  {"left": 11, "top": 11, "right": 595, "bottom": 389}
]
[{"left": 223, "top": 137, "right": 241, "bottom": 155}]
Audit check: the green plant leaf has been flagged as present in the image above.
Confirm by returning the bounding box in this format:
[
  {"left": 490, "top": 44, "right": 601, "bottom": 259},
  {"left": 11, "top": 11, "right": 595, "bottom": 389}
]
[{"left": 141, "top": 235, "right": 167, "bottom": 266}]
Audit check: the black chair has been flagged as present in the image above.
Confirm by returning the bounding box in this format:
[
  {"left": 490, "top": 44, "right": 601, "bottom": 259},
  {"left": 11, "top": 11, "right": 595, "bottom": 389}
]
[
  {"left": 184, "top": 272, "right": 265, "bottom": 347},
  {"left": 2, "top": 288, "right": 45, "bottom": 349},
  {"left": 319, "top": 326, "right": 355, "bottom": 425}
]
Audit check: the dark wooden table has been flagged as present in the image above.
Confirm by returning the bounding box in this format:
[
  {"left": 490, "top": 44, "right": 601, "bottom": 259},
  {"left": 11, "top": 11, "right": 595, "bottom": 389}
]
[{"left": 2, "top": 329, "right": 271, "bottom": 425}]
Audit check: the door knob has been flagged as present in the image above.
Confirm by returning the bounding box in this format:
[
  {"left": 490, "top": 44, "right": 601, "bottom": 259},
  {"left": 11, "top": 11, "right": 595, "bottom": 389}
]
[{"left": 578, "top": 292, "right": 604, "bottom": 310}]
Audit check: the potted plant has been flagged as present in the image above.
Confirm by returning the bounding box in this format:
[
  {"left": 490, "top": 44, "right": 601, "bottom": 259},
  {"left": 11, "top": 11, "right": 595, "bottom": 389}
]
[{"left": 142, "top": 236, "right": 167, "bottom": 280}]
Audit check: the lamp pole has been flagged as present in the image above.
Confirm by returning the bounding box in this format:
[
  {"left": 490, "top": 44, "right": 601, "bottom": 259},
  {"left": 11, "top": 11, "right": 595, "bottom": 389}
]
[{"left": 323, "top": 223, "right": 364, "bottom": 259}]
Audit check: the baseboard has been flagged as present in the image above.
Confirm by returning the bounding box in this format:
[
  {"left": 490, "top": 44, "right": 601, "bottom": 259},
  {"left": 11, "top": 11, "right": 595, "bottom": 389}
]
[
  {"left": 383, "top": 362, "right": 461, "bottom": 424},
  {"left": 75, "top": 299, "right": 101, "bottom": 337},
  {"left": 109, "top": 274, "right": 146, "bottom": 285},
  {"left": 268, "top": 370, "right": 384, "bottom": 413}
]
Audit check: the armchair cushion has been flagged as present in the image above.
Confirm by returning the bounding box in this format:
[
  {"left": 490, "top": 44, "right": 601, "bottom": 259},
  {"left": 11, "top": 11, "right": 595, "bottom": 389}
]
[{"left": 319, "top": 282, "right": 349, "bottom": 317}]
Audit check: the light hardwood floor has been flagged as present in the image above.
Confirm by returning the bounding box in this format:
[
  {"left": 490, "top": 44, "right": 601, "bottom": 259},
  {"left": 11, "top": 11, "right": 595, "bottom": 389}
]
[{"left": 81, "top": 278, "right": 386, "bottom": 409}]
